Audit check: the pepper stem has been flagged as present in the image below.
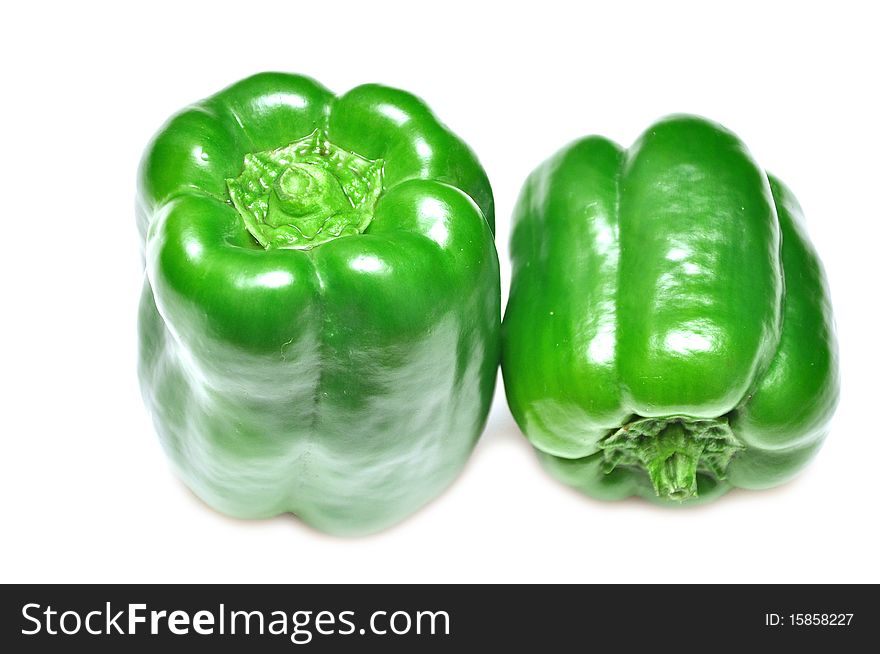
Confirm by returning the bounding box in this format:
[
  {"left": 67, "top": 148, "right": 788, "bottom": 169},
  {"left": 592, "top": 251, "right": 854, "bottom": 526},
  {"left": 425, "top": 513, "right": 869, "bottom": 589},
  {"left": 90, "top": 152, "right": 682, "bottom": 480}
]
[
  {"left": 643, "top": 424, "right": 703, "bottom": 499},
  {"left": 226, "top": 130, "right": 384, "bottom": 250},
  {"left": 600, "top": 416, "right": 742, "bottom": 501}
]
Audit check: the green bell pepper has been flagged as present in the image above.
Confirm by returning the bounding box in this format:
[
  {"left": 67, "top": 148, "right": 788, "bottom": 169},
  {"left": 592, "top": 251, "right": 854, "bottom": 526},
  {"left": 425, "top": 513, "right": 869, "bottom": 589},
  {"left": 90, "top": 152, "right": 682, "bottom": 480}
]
[
  {"left": 137, "top": 73, "right": 500, "bottom": 535},
  {"left": 502, "top": 115, "right": 838, "bottom": 504}
]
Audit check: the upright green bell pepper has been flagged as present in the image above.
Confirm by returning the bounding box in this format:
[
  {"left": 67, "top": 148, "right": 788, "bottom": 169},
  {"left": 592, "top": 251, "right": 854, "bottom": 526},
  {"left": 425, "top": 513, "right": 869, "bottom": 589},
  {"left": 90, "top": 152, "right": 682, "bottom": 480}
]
[
  {"left": 502, "top": 115, "right": 838, "bottom": 503},
  {"left": 137, "top": 73, "right": 500, "bottom": 535}
]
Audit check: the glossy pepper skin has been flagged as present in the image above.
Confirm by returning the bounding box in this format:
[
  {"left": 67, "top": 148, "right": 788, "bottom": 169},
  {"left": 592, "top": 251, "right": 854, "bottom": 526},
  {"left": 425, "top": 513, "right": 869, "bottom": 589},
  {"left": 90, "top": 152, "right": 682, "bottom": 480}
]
[
  {"left": 502, "top": 115, "right": 838, "bottom": 504},
  {"left": 137, "top": 73, "right": 500, "bottom": 535}
]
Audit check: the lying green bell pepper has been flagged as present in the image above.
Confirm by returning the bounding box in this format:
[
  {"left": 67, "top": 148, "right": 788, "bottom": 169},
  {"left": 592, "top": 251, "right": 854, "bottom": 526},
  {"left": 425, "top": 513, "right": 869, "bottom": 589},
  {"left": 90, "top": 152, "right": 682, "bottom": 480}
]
[
  {"left": 502, "top": 115, "right": 838, "bottom": 503},
  {"left": 137, "top": 73, "right": 500, "bottom": 535}
]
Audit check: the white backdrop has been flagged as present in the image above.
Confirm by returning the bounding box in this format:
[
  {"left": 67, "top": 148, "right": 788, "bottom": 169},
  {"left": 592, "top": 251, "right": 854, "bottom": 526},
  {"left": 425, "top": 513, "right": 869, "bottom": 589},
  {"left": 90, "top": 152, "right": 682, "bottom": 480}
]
[{"left": 2, "top": 0, "right": 877, "bottom": 583}]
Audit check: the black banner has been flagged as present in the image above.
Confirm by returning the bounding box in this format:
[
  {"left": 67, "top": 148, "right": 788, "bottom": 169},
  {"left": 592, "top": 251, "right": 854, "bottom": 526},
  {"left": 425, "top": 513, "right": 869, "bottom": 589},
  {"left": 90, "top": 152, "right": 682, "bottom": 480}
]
[{"left": 1, "top": 584, "right": 873, "bottom": 651}]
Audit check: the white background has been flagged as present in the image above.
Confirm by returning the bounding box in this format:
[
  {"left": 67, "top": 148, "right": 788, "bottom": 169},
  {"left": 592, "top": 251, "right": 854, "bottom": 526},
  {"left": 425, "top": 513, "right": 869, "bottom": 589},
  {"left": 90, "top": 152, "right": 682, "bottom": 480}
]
[{"left": 2, "top": 0, "right": 878, "bottom": 583}]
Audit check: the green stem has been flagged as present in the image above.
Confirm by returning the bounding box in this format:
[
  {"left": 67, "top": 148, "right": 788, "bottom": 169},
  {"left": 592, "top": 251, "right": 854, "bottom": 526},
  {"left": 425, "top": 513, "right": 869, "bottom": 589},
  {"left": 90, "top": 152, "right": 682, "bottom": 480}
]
[
  {"left": 226, "top": 130, "right": 384, "bottom": 250},
  {"left": 643, "top": 424, "right": 703, "bottom": 499},
  {"left": 600, "top": 416, "right": 742, "bottom": 501},
  {"left": 272, "top": 165, "right": 323, "bottom": 217}
]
